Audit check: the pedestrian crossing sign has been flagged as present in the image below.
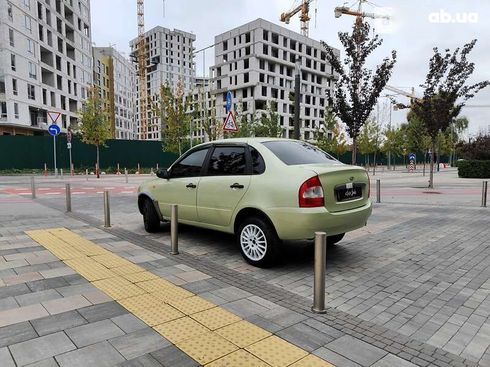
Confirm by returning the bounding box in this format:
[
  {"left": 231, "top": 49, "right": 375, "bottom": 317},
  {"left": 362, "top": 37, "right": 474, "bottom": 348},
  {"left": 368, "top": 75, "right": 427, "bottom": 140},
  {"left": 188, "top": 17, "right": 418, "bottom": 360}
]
[{"left": 223, "top": 111, "right": 239, "bottom": 132}]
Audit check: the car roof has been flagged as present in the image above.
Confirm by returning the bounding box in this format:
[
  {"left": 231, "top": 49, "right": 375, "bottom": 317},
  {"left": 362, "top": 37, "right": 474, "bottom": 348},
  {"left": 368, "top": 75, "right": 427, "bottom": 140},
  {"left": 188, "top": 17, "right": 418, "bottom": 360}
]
[{"left": 192, "top": 137, "right": 296, "bottom": 148}]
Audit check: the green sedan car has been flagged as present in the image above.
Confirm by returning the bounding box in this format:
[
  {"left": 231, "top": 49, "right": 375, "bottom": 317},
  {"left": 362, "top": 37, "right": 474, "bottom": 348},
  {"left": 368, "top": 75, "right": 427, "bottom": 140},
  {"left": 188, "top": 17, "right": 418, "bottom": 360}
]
[{"left": 138, "top": 138, "right": 372, "bottom": 267}]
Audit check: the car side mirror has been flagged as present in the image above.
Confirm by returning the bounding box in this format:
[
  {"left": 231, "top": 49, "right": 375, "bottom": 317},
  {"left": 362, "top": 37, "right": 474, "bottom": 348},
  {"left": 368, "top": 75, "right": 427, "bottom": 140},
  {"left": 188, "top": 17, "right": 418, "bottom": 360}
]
[{"left": 156, "top": 169, "right": 170, "bottom": 179}]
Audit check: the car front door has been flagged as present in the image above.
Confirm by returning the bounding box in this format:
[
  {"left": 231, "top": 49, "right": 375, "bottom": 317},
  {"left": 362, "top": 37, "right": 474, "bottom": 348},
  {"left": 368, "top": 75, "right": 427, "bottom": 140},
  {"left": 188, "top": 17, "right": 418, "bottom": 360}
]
[
  {"left": 197, "top": 145, "right": 251, "bottom": 227},
  {"left": 155, "top": 147, "right": 209, "bottom": 223}
]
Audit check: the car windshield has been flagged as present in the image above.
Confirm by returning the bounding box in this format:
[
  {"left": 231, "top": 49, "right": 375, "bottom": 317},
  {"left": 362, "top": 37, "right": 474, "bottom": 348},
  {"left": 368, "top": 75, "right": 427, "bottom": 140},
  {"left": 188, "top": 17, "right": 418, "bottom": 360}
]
[{"left": 263, "top": 141, "right": 339, "bottom": 165}]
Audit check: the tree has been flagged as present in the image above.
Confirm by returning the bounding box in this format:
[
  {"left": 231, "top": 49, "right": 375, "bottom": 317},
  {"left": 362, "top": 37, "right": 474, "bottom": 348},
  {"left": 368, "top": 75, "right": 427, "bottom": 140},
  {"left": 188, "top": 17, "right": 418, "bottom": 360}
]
[
  {"left": 410, "top": 40, "right": 489, "bottom": 188},
  {"left": 254, "top": 102, "right": 283, "bottom": 138},
  {"left": 382, "top": 126, "right": 404, "bottom": 169},
  {"left": 77, "top": 86, "right": 111, "bottom": 178},
  {"left": 230, "top": 102, "right": 255, "bottom": 138},
  {"left": 358, "top": 119, "right": 382, "bottom": 173},
  {"left": 457, "top": 133, "right": 490, "bottom": 160},
  {"left": 154, "top": 80, "right": 191, "bottom": 155},
  {"left": 314, "top": 110, "right": 348, "bottom": 160},
  {"left": 193, "top": 86, "right": 221, "bottom": 142},
  {"left": 403, "top": 115, "right": 431, "bottom": 174},
  {"left": 322, "top": 20, "right": 397, "bottom": 164}
]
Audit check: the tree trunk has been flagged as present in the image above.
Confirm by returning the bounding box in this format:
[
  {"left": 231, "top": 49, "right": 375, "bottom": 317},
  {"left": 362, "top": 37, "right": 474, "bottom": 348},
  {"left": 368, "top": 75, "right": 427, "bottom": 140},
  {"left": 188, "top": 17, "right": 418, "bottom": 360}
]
[
  {"left": 429, "top": 141, "right": 435, "bottom": 189},
  {"left": 373, "top": 151, "right": 377, "bottom": 176},
  {"left": 423, "top": 154, "right": 426, "bottom": 177},
  {"left": 96, "top": 145, "right": 100, "bottom": 179},
  {"left": 352, "top": 137, "right": 357, "bottom": 165},
  {"left": 436, "top": 143, "right": 440, "bottom": 172}
]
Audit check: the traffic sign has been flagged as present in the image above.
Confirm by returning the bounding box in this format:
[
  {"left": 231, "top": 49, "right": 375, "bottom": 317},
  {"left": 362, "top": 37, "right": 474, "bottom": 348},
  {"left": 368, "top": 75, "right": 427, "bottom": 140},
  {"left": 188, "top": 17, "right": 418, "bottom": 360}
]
[
  {"left": 409, "top": 153, "right": 416, "bottom": 161},
  {"left": 47, "top": 111, "right": 61, "bottom": 124},
  {"left": 223, "top": 111, "right": 238, "bottom": 132},
  {"left": 48, "top": 124, "right": 61, "bottom": 136},
  {"left": 67, "top": 143, "right": 72, "bottom": 149},
  {"left": 226, "top": 91, "right": 232, "bottom": 113}
]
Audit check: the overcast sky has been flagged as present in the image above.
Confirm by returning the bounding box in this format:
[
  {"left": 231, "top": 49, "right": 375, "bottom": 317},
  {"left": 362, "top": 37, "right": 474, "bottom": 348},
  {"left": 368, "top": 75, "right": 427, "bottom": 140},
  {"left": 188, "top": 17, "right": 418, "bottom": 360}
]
[{"left": 90, "top": 0, "right": 490, "bottom": 135}]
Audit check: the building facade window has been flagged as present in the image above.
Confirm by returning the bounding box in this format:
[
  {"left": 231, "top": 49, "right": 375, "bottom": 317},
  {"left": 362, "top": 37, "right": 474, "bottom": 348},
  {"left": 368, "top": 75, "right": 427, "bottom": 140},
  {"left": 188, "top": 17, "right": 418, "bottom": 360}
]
[
  {"left": 25, "top": 15, "right": 32, "bottom": 32},
  {"left": 12, "top": 78, "right": 18, "bottom": 95},
  {"left": 14, "top": 103, "right": 19, "bottom": 118},
  {"left": 9, "top": 29, "right": 14, "bottom": 46},
  {"left": 28, "top": 84, "right": 35, "bottom": 100},
  {"left": 11, "top": 54, "right": 16, "bottom": 71},
  {"left": 29, "top": 62, "right": 37, "bottom": 79}
]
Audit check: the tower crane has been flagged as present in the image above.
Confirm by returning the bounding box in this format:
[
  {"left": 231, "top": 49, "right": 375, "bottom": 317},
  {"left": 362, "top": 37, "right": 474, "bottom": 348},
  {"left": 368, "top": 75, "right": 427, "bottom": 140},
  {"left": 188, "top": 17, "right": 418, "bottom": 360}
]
[
  {"left": 280, "top": 0, "right": 315, "bottom": 37},
  {"left": 136, "top": 0, "right": 147, "bottom": 140}
]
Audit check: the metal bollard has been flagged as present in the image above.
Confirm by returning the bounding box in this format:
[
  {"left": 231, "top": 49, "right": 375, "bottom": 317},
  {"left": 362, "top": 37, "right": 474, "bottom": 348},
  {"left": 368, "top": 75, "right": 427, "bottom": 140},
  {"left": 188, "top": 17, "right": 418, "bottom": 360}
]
[
  {"left": 170, "top": 204, "right": 179, "bottom": 255},
  {"left": 86, "top": 169, "right": 89, "bottom": 181},
  {"left": 124, "top": 168, "right": 128, "bottom": 183},
  {"left": 30, "top": 176, "right": 36, "bottom": 199},
  {"left": 376, "top": 179, "right": 381, "bottom": 203},
  {"left": 65, "top": 184, "right": 71, "bottom": 212},
  {"left": 312, "top": 232, "right": 327, "bottom": 314},
  {"left": 103, "top": 191, "right": 111, "bottom": 227},
  {"left": 482, "top": 181, "right": 488, "bottom": 208},
  {"left": 60, "top": 168, "right": 63, "bottom": 179}
]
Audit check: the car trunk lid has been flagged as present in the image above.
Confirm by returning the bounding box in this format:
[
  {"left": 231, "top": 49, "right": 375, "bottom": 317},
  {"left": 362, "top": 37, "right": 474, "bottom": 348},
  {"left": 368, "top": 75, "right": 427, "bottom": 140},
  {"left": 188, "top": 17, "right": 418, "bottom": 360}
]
[{"left": 301, "top": 164, "right": 369, "bottom": 213}]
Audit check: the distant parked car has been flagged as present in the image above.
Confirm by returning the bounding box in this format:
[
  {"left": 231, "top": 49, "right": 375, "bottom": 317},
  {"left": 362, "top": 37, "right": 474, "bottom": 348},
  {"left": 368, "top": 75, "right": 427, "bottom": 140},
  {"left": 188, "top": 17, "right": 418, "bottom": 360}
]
[{"left": 138, "top": 138, "right": 372, "bottom": 267}]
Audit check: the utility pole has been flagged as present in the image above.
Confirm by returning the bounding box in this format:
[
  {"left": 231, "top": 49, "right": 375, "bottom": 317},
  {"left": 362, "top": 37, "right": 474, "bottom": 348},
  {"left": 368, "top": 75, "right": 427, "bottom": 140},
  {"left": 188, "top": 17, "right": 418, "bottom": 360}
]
[{"left": 293, "top": 58, "right": 301, "bottom": 140}]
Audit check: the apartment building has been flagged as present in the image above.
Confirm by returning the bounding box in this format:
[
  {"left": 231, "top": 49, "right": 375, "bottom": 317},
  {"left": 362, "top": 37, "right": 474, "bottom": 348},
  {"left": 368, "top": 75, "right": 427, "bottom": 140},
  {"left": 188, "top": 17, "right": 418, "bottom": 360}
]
[
  {"left": 93, "top": 46, "right": 137, "bottom": 140},
  {"left": 0, "top": 0, "right": 93, "bottom": 135},
  {"left": 211, "top": 18, "right": 338, "bottom": 140},
  {"left": 189, "top": 76, "right": 217, "bottom": 143},
  {"left": 129, "top": 26, "right": 196, "bottom": 140}
]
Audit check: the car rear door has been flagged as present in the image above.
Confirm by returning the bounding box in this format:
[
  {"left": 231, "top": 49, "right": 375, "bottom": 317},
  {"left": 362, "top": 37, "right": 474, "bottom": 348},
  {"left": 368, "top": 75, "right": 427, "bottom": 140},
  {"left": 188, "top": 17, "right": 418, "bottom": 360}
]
[
  {"left": 196, "top": 145, "right": 251, "bottom": 227},
  {"left": 155, "top": 147, "right": 209, "bottom": 223}
]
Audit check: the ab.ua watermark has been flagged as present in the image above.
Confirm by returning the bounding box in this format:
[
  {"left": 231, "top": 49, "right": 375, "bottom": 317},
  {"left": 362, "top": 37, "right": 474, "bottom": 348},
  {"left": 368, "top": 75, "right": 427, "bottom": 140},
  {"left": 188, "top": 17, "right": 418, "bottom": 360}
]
[{"left": 429, "top": 9, "right": 479, "bottom": 24}]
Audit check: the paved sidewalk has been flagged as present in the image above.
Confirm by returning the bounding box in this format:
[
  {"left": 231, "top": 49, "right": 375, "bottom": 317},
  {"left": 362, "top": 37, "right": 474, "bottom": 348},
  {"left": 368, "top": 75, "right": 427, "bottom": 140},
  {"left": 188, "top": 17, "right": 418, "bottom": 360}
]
[{"left": 0, "top": 173, "right": 489, "bottom": 366}]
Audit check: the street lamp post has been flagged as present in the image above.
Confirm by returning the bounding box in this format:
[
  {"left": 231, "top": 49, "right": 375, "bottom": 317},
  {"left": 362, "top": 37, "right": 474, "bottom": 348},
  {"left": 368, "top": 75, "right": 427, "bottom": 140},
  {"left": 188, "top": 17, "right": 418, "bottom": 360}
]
[{"left": 293, "top": 58, "right": 301, "bottom": 140}]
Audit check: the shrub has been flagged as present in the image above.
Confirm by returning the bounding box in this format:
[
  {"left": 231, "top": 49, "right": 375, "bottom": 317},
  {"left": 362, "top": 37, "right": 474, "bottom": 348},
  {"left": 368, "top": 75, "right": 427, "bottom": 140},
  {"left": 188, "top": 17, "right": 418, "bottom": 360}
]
[
  {"left": 457, "top": 134, "right": 490, "bottom": 160},
  {"left": 458, "top": 160, "right": 490, "bottom": 178}
]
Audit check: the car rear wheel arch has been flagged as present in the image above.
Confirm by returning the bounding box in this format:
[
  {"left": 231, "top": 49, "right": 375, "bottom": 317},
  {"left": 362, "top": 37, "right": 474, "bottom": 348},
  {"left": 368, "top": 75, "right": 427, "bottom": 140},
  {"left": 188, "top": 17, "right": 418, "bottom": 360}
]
[{"left": 234, "top": 208, "right": 276, "bottom": 236}]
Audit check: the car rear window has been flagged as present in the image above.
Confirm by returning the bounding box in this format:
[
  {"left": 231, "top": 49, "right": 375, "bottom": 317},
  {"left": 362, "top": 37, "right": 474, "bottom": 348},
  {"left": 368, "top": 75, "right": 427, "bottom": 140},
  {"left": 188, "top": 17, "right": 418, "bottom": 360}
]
[{"left": 263, "top": 141, "right": 338, "bottom": 165}]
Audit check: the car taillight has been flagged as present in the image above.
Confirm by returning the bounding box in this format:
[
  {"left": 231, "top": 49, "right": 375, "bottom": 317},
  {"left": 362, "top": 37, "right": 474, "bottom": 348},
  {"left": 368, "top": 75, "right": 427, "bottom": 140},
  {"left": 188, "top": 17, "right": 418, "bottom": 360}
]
[
  {"left": 366, "top": 171, "right": 370, "bottom": 198},
  {"left": 299, "top": 176, "right": 324, "bottom": 207}
]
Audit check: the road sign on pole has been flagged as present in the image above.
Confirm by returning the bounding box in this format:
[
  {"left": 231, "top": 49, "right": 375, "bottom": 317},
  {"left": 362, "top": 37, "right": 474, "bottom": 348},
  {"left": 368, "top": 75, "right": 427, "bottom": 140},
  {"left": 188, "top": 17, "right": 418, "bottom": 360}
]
[
  {"left": 409, "top": 153, "right": 416, "bottom": 172},
  {"left": 48, "top": 124, "right": 61, "bottom": 136},
  {"left": 225, "top": 91, "right": 232, "bottom": 113},
  {"left": 223, "top": 111, "right": 238, "bottom": 132},
  {"left": 47, "top": 111, "right": 61, "bottom": 124}
]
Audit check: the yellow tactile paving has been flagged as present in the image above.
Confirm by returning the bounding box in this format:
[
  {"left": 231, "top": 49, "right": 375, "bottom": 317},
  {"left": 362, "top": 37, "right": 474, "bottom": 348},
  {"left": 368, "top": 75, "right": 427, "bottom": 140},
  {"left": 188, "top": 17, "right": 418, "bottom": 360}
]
[
  {"left": 137, "top": 278, "right": 176, "bottom": 293},
  {"left": 216, "top": 320, "right": 271, "bottom": 348},
  {"left": 153, "top": 316, "right": 210, "bottom": 344},
  {"left": 168, "top": 296, "right": 216, "bottom": 315},
  {"left": 191, "top": 307, "right": 241, "bottom": 331},
  {"left": 290, "top": 355, "right": 335, "bottom": 367},
  {"left": 122, "top": 270, "right": 158, "bottom": 283},
  {"left": 92, "top": 254, "right": 133, "bottom": 268},
  {"left": 112, "top": 263, "right": 148, "bottom": 277},
  {"left": 151, "top": 286, "right": 194, "bottom": 302},
  {"left": 26, "top": 228, "right": 335, "bottom": 367},
  {"left": 117, "top": 293, "right": 162, "bottom": 313},
  {"left": 206, "top": 349, "right": 272, "bottom": 367},
  {"left": 134, "top": 303, "right": 184, "bottom": 326},
  {"left": 176, "top": 331, "right": 238, "bottom": 365},
  {"left": 246, "top": 336, "right": 309, "bottom": 367},
  {"left": 93, "top": 277, "right": 146, "bottom": 300}
]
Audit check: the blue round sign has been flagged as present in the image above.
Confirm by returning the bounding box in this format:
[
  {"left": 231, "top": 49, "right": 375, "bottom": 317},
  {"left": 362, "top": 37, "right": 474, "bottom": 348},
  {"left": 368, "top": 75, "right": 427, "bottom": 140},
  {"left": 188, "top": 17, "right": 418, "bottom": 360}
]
[
  {"left": 226, "top": 91, "right": 232, "bottom": 113},
  {"left": 48, "top": 124, "right": 61, "bottom": 136}
]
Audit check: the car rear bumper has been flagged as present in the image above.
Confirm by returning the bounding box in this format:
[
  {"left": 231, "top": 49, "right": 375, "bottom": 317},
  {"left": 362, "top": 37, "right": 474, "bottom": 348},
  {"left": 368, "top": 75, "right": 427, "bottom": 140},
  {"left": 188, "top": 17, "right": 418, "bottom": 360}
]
[{"left": 268, "top": 201, "right": 372, "bottom": 240}]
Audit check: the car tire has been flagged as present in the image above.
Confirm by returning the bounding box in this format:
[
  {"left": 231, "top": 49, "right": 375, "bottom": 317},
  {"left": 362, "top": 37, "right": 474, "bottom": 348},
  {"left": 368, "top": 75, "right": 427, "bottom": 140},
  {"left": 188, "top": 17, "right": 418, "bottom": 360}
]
[
  {"left": 237, "top": 217, "right": 280, "bottom": 268},
  {"left": 143, "top": 199, "right": 160, "bottom": 233},
  {"left": 327, "top": 233, "right": 345, "bottom": 246}
]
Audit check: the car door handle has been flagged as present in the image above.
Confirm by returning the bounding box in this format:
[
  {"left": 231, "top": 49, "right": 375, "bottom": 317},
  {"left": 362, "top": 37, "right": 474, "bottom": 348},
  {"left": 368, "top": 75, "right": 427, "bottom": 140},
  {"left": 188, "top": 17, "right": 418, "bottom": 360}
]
[
  {"left": 230, "top": 183, "right": 244, "bottom": 189},
  {"left": 186, "top": 183, "right": 196, "bottom": 189}
]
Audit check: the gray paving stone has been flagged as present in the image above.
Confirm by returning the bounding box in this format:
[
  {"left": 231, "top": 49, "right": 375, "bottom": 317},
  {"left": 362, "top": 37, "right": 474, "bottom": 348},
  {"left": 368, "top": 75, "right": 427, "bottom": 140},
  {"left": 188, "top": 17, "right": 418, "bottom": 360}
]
[
  {"left": 313, "top": 347, "right": 362, "bottom": 367},
  {"left": 277, "top": 322, "right": 332, "bottom": 352},
  {"left": 245, "top": 314, "right": 285, "bottom": 333},
  {"left": 15, "top": 289, "right": 61, "bottom": 307},
  {"left": 66, "top": 319, "right": 125, "bottom": 347},
  {"left": 78, "top": 301, "right": 127, "bottom": 322},
  {"left": 0, "top": 283, "right": 31, "bottom": 299},
  {"left": 0, "top": 346, "right": 15, "bottom": 367},
  {"left": 9, "top": 332, "right": 76, "bottom": 366},
  {"left": 26, "top": 277, "right": 70, "bottom": 292},
  {"left": 372, "top": 354, "right": 418, "bottom": 367},
  {"left": 151, "top": 345, "right": 200, "bottom": 367},
  {"left": 221, "top": 298, "right": 269, "bottom": 318},
  {"left": 111, "top": 314, "right": 148, "bottom": 333},
  {"left": 31, "top": 310, "right": 88, "bottom": 336},
  {"left": 56, "top": 341, "right": 125, "bottom": 367},
  {"left": 0, "top": 296, "right": 18, "bottom": 311},
  {"left": 118, "top": 354, "right": 163, "bottom": 367},
  {"left": 326, "top": 335, "right": 387, "bottom": 366},
  {"left": 109, "top": 328, "right": 170, "bottom": 360},
  {"left": 0, "top": 321, "right": 38, "bottom": 348},
  {"left": 25, "top": 358, "right": 59, "bottom": 367},
  {"left": 258, "top": 306, "right": 307, "bottom": 327},
  {"left": 210, "top": 286, "right": 252, "bottom": 301}
]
